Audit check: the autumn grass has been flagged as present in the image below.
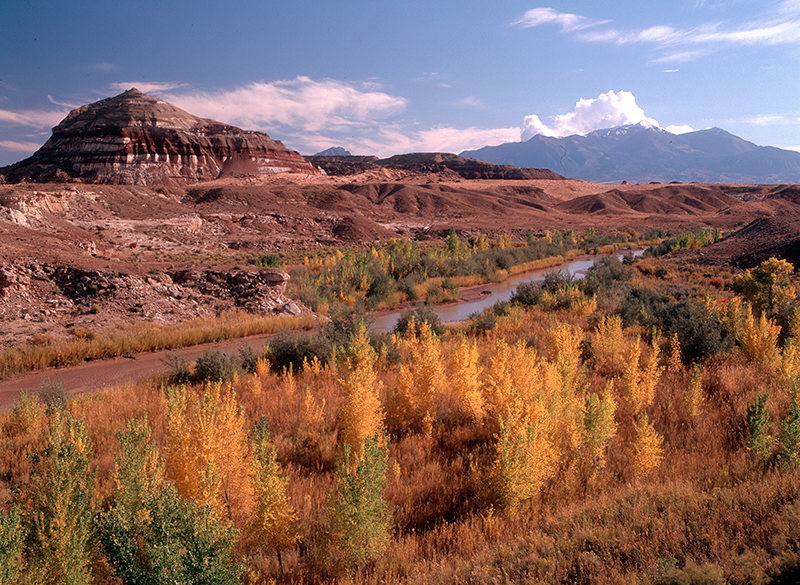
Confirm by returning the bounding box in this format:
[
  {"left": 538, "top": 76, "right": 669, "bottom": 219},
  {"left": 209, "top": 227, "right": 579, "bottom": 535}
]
[
  {"left": 0, "top": 312, "right": 315, "bottom": 380},
  {"left": 3, "top": 255, "right": 800, "bottom": 583}
]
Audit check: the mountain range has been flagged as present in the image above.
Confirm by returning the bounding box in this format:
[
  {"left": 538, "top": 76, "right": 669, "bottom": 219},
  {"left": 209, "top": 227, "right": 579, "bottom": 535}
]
[{"left": 461, "top": 124, "right": 800, "bottom": 184}]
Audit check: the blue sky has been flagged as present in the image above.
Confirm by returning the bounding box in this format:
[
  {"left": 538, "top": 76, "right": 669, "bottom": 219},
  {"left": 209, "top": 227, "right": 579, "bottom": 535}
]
[{"left": 2, "top": 0, "right": 799, "bottom": 166}]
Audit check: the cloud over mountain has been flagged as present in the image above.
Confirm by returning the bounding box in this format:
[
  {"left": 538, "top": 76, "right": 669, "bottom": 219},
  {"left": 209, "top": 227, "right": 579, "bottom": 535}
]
[{"left": 521, "top": 90, "right": 665, "bottom": 140}]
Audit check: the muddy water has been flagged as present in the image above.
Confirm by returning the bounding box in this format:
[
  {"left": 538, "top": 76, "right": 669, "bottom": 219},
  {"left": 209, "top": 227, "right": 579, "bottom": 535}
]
[{"left": 370, "top": 250, "right": 643, "bottom": 332}]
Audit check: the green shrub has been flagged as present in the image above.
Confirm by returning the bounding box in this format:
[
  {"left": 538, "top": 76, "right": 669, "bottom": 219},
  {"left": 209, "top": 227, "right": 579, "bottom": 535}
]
[
  {"left": 393, "top": 305, "right": 444, "bottom": 337},
  {"left": 193, "top": 349, "right": 239, "bottom": 383}
]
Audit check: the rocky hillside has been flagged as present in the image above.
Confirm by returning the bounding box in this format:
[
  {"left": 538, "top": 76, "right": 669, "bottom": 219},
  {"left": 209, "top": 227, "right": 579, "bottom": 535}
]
[
  {"left": 307, "top": 152, "right": 564, "bottom": 180},
  {"left": 0, "top": 89, "right": 319, "bottom": 186}
]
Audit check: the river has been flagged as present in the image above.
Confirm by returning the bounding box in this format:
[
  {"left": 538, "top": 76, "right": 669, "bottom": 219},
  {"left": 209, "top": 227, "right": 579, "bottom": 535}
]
[{"left": 370, "top": 250, "right": 644, "bottom": 332}]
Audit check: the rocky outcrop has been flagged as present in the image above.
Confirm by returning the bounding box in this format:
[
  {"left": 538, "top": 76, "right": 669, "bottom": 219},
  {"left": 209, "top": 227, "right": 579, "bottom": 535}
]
[
  {"left": 0, "top": 262, "right": 306, "bottom": 322},
  {"left": 307, "top": 152, "right": 564, "bottom": 180},
  {"left": 0, "top": 89, "right": 319, "bottom": 186}
]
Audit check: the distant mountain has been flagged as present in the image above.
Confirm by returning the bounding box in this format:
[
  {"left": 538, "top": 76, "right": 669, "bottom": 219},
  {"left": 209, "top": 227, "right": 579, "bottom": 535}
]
[
  {"left": 314, "top": 146, "right": 352, "bottom": 156},
  {"left": 461, "top": 124, "right": 800, "bottom": 184}
]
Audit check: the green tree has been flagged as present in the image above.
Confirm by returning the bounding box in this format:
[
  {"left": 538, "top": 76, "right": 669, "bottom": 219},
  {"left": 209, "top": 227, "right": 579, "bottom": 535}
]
[
  {"left": 779, "top": 398, "right": 800, "bottom": 468},
  {"left": 0, "top": 499, "right": 24, "bottom": 585},
  {"left": 100, "top": 416, "right": 242, "bottom": 585},
  {"left": 326, "top": 436, "right": 391, "bottom": 570},
  {"left": 732, "top": 257, "right": 796, "bottom": 316},
  {"left": 24, "top": 404, "right": 94, "bottom": 585},
  {"left": 746, "top": 392, "right": 774, "bottom": 461}
]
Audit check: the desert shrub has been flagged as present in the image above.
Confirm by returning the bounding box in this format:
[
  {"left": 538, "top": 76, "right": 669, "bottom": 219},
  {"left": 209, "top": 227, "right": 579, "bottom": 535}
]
[
  {"left": 393, "top": 305, "right": 444, "bottom": 337},
  {"left": 251, "top": 253, "right": 283, "bottom": 268},
  {"left": 163, "top": 351, "right": 192, "bottom": 384},
  {"left": 267, "top": 330, "right": 331, "bottom": 372},
  {"left": 237, "top": 342, "right": 260, "bottom": 374},
  {"left": 469, "top": 310, "right": 497, "bottom": 335},
  {"left": 38, "top": 377, "right": 68, "bottom": 405},
  {"left": 661, "top": 299, "right": 735, "bottom": 363},
  {"left": 193, "top": 349, "right": 239, "bottom": 383},
  {"left": 582, "top": 255, "right": 633, "bottom": 296},
  {"left": 778, "top": 398, "right": 800, "bottom": 468},
  {"left": 510, "top": 281, "right": 543, "bottom": 308}
]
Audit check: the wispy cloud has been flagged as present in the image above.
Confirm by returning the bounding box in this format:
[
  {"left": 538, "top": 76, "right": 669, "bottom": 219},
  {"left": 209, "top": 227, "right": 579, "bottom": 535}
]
[
  {"left": 109, "top": 81, "right": 189, "bottom": 94},
  {"left": 514, "top": 7, "right": 611, "bottom": 32},
  {"left": 0, "top": 108, "right": 67, "bottom": 128},
  {"left": 515, "top": 1, "right": 800, "bottom": 61},
  {"left": 0, "top": 139, "right": 42, "bottom": 153},
  {"left": 148, "top": 77, "right": 408, "bottom": 134}
]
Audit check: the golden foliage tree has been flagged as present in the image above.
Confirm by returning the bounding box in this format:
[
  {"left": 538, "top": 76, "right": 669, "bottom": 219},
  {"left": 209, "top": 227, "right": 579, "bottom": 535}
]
[
  {"left": 631, "top": 414, "right": 664, "bottom": 479},
  {"left": 621, "top": 336, "right": 664, "bottom": 415},
  {"left": 24, "top": 404, "right": 95, "bottom": 585},
  {"left": 249, "top": 417, "right": 299, "bottom": 571},
  {"left": 736, "top": 303, "right": 781, "bottom": 365},
  {"left": 164, "top": 383, "right": 253, "bottom": 524},
  {"left": 394, "top": 319, "right": 446, "bottom": 433},
  {"left": 685, "top": 364, "right": 704, "bottom": 419},
  {"left": 338, "top": 323, "right": 384, "bottom": 451},
  {"left": 447, "top": 336, "right": 485, "bottom": 421},
  {"left": 491, "top": 389, "right": 555, "bottom": 513},
  {"left": 592, "top": 314, "right": 627, "bottom": 374},
  {"left": 582, "top": 381, "right": 618, "bottom": 469}
]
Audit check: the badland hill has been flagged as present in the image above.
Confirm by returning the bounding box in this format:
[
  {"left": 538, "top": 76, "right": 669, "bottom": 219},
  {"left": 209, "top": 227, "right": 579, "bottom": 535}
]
[{"left": 0, "top": 88, "right": 319, "bottom": 186}]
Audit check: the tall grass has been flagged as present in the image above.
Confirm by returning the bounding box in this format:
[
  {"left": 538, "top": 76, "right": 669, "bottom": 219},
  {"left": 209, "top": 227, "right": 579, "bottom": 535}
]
[{"left": 0, "top": 312, "right": 315, "bottom": 380}]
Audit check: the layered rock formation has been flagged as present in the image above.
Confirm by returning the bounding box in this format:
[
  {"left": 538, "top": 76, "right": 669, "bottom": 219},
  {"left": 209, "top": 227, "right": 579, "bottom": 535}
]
[
  {"left": 306, "top": 152, "right": 564, "bottom": 180},
  {"left": 0, "top": 88, "right": 319, "bottom": 186}
]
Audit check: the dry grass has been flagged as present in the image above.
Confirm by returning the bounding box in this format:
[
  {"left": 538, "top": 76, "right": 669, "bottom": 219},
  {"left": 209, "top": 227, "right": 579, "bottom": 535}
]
[
  {"left": 0, "top": 312, "right": 315, "bottom": 380},
  {"left": 2, "top": 274, "right": 800, "bottom": 584}
]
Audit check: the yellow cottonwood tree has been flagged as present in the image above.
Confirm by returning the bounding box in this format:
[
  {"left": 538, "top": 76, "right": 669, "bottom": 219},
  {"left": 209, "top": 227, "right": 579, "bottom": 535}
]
[
  {"left": 164, "top": 384, "right": 253, "bottom": 524},
  {"left": 592, "top": 314, "right": 626, "bottom": 374},
  {"left": 395, "top": 319, "right": 446, "bottom": 433},
  {"left": 491, "top": 389, "right": 555, "bottom": 513},
  {"left": 631, "top": 414, "right": 664, "bottom": 479},
  {"left": 685, "top": 364, "right": 704, "bottom": 419},
  {"left": 447, "top": 336, "right": 485, "bottom": 421},
  {"left": 338, "top": 323, "right": 384, "bottom": 452},
  {"left": 249, "top": 417, "right": 299, "bottom": 571}
]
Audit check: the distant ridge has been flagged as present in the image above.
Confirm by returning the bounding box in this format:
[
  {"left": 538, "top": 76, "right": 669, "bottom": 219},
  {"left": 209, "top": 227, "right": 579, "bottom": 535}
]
[
  {"left": 461, "top": 123, "right": 800, "bottom": 183},
  {"left": 0, "top": 88, "right": 318, "bottom": 186}
]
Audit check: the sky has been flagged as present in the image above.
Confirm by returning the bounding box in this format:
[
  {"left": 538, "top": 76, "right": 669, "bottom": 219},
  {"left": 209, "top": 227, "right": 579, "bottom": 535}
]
[{"left": 1, "top": 0, "right": 800, "bottom": 166}]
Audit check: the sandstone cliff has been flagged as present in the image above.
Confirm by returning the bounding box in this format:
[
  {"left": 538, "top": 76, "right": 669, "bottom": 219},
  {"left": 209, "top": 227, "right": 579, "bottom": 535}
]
[{"left": 0, "top": 88, "right": 319, "bottom": 186}]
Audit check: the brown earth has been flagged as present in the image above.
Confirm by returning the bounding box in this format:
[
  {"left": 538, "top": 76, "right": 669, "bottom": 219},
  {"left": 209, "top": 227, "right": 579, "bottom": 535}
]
[{"left": 1, "top": 170, "right": 799, "bottom": 362}]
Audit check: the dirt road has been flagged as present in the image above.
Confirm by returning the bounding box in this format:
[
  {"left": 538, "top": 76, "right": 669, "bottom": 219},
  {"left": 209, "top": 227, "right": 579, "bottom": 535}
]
[{"left": 0, "top": 333, "right": 275, "bottom": 410}]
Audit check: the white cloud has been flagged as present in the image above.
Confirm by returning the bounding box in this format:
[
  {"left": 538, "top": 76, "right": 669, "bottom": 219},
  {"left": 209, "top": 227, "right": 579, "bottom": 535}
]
[
  {"left": 514, "top": 8, "right": 611, "bottom": 32},
  {"left": 515, "top": 2, "right": 800, "bottom": 61},
  {"left": 521, "top": 90, "right": 659, "bottom": 140},
  {"left": 288, "top": 125, "right": 520, "bottom": 158},
  {"left": 666, "top": 124, "right": 694, "bottom": 134},
  {"left": 109, "top": 81, "right": 189, "bottom": 94},
  {"left": 152, "top": 77, "right": 408, "bottom": 133},
  {"left": 0, "top": 108, "right": 67, "bottom": 128},
  {"left": 0, "top": 139, "right": 42, "bottom": 153}
]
